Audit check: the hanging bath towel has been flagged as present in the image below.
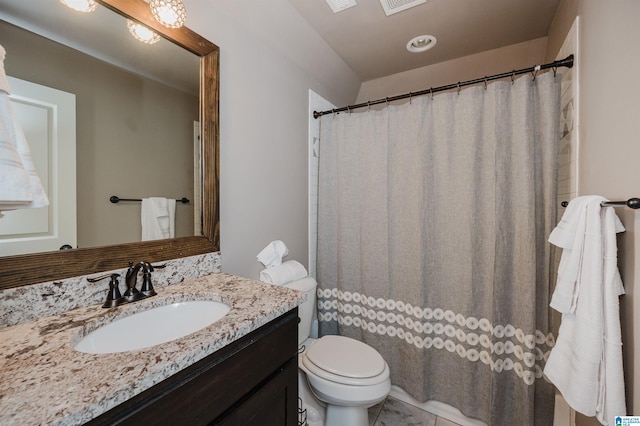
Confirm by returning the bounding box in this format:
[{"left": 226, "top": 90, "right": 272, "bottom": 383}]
[
  {"left": 544, "top": 196, "right": 626, "bottom": 425},
  {"left": 141, "top": 197, "right": 175, "bottom": 241},
  {"left": 0, "top": 44, "right": 48, "bottom": 214}
]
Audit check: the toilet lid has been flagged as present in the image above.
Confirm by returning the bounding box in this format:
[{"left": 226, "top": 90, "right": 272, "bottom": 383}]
[{"left": 305, "top": 335, "right": 386, "bottom": 379}]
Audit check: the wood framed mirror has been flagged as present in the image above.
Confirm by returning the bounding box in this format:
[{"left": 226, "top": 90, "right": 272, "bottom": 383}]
[{"left": 0, "top": 0, "right": 219, "bottom": 290}]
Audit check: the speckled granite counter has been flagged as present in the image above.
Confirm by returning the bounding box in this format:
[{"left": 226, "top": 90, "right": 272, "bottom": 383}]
[{"left": 0, "top": 273, "right": 305, "bottom": 425}]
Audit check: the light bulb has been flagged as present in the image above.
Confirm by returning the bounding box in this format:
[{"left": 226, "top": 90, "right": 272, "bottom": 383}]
[{"left": 149, "top": 0, "right": 187, "bottom": 28}]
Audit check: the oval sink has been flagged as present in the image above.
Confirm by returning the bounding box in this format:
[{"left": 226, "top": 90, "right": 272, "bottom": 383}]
[{"left": 74, "top": 300, "right": 230, "bottom": 354}]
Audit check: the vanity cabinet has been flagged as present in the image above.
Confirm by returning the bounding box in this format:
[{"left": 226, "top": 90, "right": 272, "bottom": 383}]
[{"left": 87, "top": 308, "right": 299, "bottom": 426}]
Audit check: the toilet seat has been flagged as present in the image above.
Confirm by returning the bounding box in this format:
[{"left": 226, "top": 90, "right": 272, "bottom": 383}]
[{"left": 302, "top": 335, "right": 389, "bottom": 386}]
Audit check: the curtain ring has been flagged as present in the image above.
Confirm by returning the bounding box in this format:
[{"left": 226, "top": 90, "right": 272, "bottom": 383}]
[
  {"left": 367, "top": 101, "right": 371, "bottom": 111},
  {"left": 511, "top": 71, "right": 516, "bottom": 85},
  {"left": 385, "top": 97, "right": 389, "bottom": 106},
  {"left": 457, "top": 82, "right": 461, "bottom": 94},
  {"left": 553, "top": 66, "right": 558, "bottom": 77},
  {"left": 347, "top": 105, "right": 351, "bottom": 114},
  {"left": 332, "top": 108, "right": 336, "bottom": 117},
  {"left": 409, "top": 91, "right": 412, "bottom": 104},
  {"left": 484, "top": 77, "right": 488, "bottom": 90},
  {"left": 531, "top": 65, "right": 541, "bottom": 81},
  {"left": 430, "top": 88, "right": 434, "bottom": 100}
]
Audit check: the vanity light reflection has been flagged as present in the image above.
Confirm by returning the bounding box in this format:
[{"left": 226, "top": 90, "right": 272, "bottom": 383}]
[
  {"left": 60, "top": 0, "right": 97, "bottom": 13},
  {"left": 127, "top": 20, "right": 161, "bottom": 44}
]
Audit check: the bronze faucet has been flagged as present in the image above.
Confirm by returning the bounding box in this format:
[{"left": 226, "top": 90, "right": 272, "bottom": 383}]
[{"left": 89, "top": 261, "right": 166, "bottom": 308}]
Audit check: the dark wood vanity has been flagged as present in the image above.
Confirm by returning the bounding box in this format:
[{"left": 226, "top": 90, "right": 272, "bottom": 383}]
[{"left": 87, "top": 309, "right": 299, "bottom": 426}]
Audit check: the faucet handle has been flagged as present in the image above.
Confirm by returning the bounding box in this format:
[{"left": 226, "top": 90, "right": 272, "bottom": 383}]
[
  {"left": 139, "top": 262, "right": 165, "bottom": 297},
  {"left": 88, "top": 273, "right": 125, "bottom": 308},
  {"left": 140, "top": 265, "right": 157, "bottom": 298},
  {"left": 148, "top": 263, "right": 167, "bottom": 271}
]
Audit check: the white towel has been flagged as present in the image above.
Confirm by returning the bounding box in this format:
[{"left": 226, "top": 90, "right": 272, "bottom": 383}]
[
  {"left": 0, "top": 44, "right": 48, "bottom": 213},
  {"left": 257, "top": 240, "right": 289, "bottom": 268},
  {"left": 141, "top": 197, "right": 176, "bottom": 241},
  {"left": 544, "top": 196, "right": 626, "bottom": 425},
  {"left": 259, "top": 260, "right": 307, "bottom": 285}
]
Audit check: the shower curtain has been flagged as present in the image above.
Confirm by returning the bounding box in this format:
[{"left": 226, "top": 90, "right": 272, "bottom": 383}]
[{"left": 316, "top": 72, "right": 560, "bottom": 425}]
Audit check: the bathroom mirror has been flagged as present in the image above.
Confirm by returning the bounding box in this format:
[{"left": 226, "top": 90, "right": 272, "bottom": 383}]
[{"left": 0, "top": 0, "right": 219, "bottom": 290}]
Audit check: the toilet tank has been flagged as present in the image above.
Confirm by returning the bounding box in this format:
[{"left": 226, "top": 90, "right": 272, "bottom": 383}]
[{"left": 283, "top": 277, "right": 317, "bottom": 344}]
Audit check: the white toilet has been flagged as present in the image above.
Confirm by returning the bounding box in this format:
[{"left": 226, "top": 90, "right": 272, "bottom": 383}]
[{"left": 283, "top": 277, "right": 391, "bottom": 426}]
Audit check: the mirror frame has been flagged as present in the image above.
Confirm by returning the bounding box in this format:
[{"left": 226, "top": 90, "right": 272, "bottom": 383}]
[{"left": 0, "top": 0, "right": 219, "bottom": 290}]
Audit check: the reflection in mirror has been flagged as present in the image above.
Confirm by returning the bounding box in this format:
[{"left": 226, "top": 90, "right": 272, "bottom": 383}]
[
  {"left": 0, "top": 1, "right": 200, "bottom": 255},
  {"left": 0, "top": 0, "right": 219, "bottom": 290}
]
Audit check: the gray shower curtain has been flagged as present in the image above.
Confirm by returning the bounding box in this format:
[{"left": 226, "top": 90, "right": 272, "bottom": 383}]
[{"left": 317, "top": 72, "right": 561, "bottom": 425}]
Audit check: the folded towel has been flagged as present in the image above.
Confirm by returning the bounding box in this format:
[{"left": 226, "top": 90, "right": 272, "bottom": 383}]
[
  {"left": 141, "top": 197, "right": 176, "bottom": 241},
  {"left": 257, "top": 240, "right": 289, "bottom": 268},
  {"left": 260, "top": 260, "right": 308, "bottom": 285},
  {"left": 0, "top": 44, "right": 48, "bottom": 212}
]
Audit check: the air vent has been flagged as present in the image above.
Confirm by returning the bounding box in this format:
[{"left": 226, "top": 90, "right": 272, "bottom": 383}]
[
  {"left": 325, "top": 0, "right": 357, "bottom": 14},
  {"left": 379, "top": 0, "right": 426, "bottom": 16}
]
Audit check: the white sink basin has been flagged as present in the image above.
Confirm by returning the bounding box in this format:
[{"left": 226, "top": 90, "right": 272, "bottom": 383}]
[{"left": 74, "top": 300, "right": 230, "bottom": 354}]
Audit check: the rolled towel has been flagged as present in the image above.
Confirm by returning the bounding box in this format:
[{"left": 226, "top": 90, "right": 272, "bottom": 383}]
[
  {"left": 260, "top": 260, "right": 308, "bottom": 285},
  {"left": 257, "top": 240, "right": 289, "bottom": 268}
]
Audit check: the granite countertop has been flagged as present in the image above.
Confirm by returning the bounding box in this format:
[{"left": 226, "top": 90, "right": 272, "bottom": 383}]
[{"left": 0, "top": 273, "right": 305, "bottom": 425}]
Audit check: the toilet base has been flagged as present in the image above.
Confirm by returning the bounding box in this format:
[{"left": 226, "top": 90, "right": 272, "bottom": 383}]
[
  {"left": 298, "top": 371, "right": 325, "bottom": 426},
  {"left": 326, "top": 404, "right": 369, "bottom": 426}
]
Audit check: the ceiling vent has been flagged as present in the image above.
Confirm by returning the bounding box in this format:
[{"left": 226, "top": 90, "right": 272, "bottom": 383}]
[
  {"left": 325, "top": 0, "right": 357, "bottom": 14},
  {"left": 379, "top": 0, "right": 426, "bottom": 16}
]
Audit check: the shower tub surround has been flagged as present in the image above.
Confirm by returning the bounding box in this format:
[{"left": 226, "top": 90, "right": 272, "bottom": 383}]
[
  {"left": 0, "top": 271, "right": 305, "bottom": 425},
  {"left": 0, "top": 252, "right": 221, "bottom": 327}
]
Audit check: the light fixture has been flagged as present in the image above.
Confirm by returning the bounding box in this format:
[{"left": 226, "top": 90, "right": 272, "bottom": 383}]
[
  {"left": 406, "top": 35, "right": 437, "bottom": 53},
  {"left": 59, "top": 0, "right": 97, "bottom": 13},
  {"left": 149, "top": 0, "right": 187, "bottom": 28},
  {"left": 127, "top": 20, "right": 161, "bottom": 44},
  {"left": 379, "top": 0, "right": 426, "bottom": 16},
  {"left": 324, "top": 0, "right": 357, "bottom": 14}
]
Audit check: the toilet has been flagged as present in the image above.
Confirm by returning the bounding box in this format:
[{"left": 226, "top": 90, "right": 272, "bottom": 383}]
[{"left": 283, "top": 277, "right": 391, "bottom": 426}]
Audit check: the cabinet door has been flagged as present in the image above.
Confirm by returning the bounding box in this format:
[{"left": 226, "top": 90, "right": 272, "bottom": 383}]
[{"left": 214, "top": 358, "right": 298, "bottom": 426}]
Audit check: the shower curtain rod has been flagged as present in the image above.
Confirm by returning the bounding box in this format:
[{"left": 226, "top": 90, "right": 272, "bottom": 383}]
[{"left": 313, "top": 54, "right": 574, "bottom": 119}]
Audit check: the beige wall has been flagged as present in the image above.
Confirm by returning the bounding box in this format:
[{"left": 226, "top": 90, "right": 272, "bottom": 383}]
[
  {"left": 356, "top": 37, "right": 548, "bottom": 103},
  {"left": 183, "top": 0, "right": 361, "bottom": 280},
  {"left": 0, "top": 22, "right": 198, "bottom": 248},
  {"left": 547, "top": 0, "right": 640, "bottom": 421}
]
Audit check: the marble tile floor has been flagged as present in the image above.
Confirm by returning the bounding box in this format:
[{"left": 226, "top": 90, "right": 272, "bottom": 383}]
[{"left": 368, "top": 396, "right": 462, "bottom": 426}]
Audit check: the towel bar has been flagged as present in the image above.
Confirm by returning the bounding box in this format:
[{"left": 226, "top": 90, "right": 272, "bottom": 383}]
[
  {"left": 560, "top": 197, "right": 640, "bottom": 209},
  {"left": 110, "top": 196, "right": 190, "bottom": 204}
]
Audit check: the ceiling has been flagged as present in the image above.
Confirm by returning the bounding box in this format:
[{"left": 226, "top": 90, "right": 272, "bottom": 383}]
[
  {"left": 0, "top": 0, "right": 563, "bottom": 89},
  {"left": 287, "top": 0, "right": 562, "bottom": 81}
]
